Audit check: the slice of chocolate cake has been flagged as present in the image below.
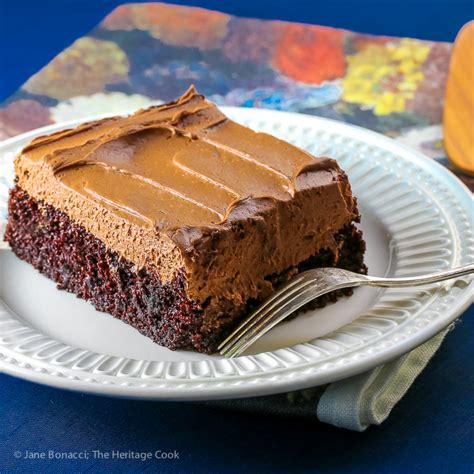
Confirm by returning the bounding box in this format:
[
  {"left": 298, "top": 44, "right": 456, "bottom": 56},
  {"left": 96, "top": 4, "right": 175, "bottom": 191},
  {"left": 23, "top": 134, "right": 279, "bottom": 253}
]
[{"left": 4, "top": 86, "right": 366, "bottom": 353}]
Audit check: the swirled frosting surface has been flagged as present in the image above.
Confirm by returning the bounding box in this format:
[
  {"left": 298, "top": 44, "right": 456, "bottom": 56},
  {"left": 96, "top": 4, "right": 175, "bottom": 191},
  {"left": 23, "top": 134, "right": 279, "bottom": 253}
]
[
  {"left": 21, "top": 86, "right": 337, "bottom": 230},
  {"left": 15, "top": 87, "right": 359, "bottom": 313}
]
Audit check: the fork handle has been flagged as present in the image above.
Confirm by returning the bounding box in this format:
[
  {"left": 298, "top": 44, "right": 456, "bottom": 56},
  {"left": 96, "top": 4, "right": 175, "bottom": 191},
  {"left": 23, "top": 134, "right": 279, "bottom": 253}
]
[{"left": 364, "top": 264, "right": 474, "bottom": 288}]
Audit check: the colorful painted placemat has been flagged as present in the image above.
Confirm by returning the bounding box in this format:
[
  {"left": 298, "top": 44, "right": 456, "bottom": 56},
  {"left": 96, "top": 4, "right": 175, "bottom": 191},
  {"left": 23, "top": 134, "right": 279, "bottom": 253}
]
[
  {"left": 2, "top": 1, "right": 472, "bottom": 192},
  {"left": 0, "top": 3, "right": 471, "bottom": 430},
  {"left": 0, "top": 3, "right": 474, "bottom": 190}
]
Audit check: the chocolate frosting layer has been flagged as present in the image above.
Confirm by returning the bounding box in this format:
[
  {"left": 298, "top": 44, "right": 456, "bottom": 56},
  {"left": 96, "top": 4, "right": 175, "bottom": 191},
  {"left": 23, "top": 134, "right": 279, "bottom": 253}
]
[
  {"left": 15, "top": 87, "right": 360, "bottom": 323},
  {"left": 21, "top": 86, "right": 337, "bottom": 230}
]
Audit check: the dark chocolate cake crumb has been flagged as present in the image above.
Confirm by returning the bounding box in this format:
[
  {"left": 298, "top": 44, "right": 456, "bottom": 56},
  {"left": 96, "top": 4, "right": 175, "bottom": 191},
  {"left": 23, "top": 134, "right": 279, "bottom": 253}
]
[{"left": 5, "top": 186, "right": 367, "bottom": 353}]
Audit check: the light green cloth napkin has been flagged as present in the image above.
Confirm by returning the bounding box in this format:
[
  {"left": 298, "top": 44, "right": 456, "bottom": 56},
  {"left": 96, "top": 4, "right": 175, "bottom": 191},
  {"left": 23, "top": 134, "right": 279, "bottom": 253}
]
[{"left": 317, "top": 328, "right": 449, "bottom": 431}]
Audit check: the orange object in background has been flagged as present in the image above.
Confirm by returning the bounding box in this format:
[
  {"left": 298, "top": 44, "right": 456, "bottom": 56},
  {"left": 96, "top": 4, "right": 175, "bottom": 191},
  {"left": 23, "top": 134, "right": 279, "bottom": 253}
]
[{"left": 443, "top": 21, "right": 474, "bottom": 176}]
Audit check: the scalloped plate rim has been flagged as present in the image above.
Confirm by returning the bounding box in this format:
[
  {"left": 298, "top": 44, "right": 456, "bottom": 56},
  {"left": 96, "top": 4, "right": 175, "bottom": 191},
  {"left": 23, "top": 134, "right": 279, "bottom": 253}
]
[{"left": 0, "top": 107, "right": 472, "bottom": 401}]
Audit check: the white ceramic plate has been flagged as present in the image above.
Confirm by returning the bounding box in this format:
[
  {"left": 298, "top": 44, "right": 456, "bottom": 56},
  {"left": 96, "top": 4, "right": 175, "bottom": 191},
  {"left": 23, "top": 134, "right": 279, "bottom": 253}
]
[{"left": 0, "top": 108, "right": 472, "bottom": 400}]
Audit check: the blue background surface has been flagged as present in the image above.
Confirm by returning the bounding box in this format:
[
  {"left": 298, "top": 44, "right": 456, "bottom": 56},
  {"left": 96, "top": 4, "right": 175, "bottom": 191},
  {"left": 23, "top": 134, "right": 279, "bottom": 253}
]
[{"left": 1, "top": 1, "right": 473, "bottom": 472}]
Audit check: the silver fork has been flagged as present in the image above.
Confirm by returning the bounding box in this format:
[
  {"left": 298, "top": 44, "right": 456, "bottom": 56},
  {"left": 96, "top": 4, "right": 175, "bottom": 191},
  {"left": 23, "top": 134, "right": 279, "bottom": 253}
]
[{"left": 218, "top": 264, "right": 474, "bottom": 358}]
